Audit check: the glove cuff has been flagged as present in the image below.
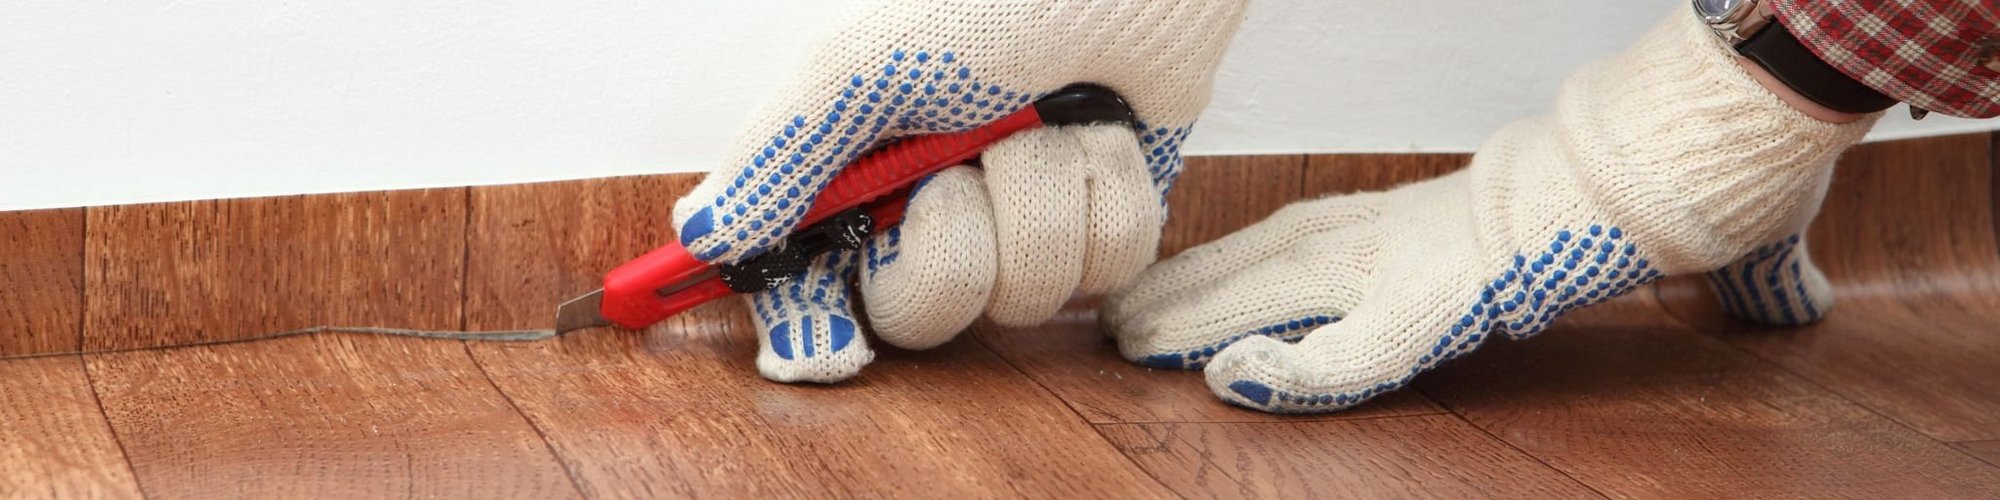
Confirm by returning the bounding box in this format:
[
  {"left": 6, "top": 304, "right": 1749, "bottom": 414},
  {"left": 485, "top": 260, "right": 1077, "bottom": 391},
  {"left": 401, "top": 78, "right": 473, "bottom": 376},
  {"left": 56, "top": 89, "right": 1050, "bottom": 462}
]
[{"left": 1480, "top": 10, "right": 1878, "bottom": 273}]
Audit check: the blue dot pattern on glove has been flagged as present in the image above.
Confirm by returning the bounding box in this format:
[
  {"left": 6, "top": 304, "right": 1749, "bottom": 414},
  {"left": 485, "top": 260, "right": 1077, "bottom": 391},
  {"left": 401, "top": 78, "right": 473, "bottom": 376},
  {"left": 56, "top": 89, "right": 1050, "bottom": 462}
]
[
  {"left": 679, "top": 50, "right": 1032, "bottom": 263},
  {"left": 1221, "top": 225, "right": 1664, "bottom": 413},
  {"left": 1139, "top": 123, "right": 1192, "bottom": 205},
  {"left": 864, "top": 226, "right": 903, "bottom": 278},
  {"left": 1138, "top": 315, "right": 1338, "bottom": 370},
  {"left": 755, "top": 249, "right": 861, "bottom": 360},
  {"left": 680, "top": 49, "right": 1192, "bottom": 264},
  {"left": 1704, "top": 234, "right": 1822, "bottom": 325}
]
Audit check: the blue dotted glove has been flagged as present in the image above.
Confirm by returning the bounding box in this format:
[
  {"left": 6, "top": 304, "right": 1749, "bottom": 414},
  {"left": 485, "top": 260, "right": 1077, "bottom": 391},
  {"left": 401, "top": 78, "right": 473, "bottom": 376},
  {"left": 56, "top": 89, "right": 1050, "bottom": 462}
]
[
  {"left": 1103, "top": 12, "right": 1877, "bottom": 413},
  {"left": 676, "top": 0, "right": 1250, "bottom": 383}
]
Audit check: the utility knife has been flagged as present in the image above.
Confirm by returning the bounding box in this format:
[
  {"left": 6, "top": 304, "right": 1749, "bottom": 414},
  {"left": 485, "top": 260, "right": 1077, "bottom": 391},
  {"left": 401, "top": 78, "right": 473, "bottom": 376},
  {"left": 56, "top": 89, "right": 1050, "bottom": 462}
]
[{"left": 554, "top": 83, "right": 1136, "bottom": 334}]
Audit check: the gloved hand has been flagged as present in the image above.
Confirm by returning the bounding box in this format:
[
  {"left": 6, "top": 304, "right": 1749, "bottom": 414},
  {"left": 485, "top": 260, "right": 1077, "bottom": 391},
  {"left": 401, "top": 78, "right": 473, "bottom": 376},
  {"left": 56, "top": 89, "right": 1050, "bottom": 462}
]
[
  {"left": 1104, "top": 10, "right": 1879, "bottom": 413},
  {"left": 673, "top": 0, "right": 1249, "bottom": 382},
  {"left": 1703, "top": 229, "right": 1835, "bottom": 327}
]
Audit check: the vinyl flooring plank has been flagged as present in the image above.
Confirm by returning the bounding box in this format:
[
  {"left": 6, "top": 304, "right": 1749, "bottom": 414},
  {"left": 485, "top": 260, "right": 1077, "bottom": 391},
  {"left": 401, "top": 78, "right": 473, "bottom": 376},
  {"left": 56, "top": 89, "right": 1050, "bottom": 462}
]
[
  {"left": 1421, "top": 293, "right": 2000, "bottom": 497},
  {"left": 78, "top": 186, "right": 574, "bottom": 497},
  {"left": 1099, "top": 416, "right": 1602, "bottom": 499},
  {"left": 1656, "top": 134, "right": 2000, "bottom": 442},
  {"left": 1955, "top": 440, "right": 2000, "bottom": 468},
  {"left": 0, "top": 356, "right": 143, "bottom": 499},
  {"left": 462, "top": 175, "right": 1169, "bottom": 498},
  {"left": 86, "top": 335, "right": 578, "bottom": 499}
]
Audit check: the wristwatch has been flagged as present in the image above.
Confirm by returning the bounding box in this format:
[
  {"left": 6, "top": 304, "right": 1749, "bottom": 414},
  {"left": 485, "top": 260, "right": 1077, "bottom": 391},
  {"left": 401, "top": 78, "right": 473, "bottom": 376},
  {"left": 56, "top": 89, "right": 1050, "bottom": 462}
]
[{"left": 1694, "top": 0, "right": 1904, "bottom": 116}]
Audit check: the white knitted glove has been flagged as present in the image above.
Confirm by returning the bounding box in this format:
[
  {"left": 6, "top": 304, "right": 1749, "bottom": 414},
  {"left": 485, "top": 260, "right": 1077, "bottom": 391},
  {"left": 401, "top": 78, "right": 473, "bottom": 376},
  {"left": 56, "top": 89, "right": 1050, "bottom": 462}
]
[
  {"left": 684, "top": 0, "right": 1248, "bottom": 383},
  {"left": 1104, "top": 11, "right": 1880, "bottom": 413},
  {"left": 1704, "top": 231, "right": 1836, "bottom": 326}
]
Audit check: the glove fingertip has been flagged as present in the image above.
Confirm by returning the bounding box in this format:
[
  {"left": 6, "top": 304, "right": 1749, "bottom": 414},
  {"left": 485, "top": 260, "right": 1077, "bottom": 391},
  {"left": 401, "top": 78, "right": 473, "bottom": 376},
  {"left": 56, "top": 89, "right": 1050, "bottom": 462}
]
[
  {"left": 862, "top": 167, "right": 995, "bottom": 350},
  {"left": 678, "top": 206, "right": 718, "bottom": 247}
]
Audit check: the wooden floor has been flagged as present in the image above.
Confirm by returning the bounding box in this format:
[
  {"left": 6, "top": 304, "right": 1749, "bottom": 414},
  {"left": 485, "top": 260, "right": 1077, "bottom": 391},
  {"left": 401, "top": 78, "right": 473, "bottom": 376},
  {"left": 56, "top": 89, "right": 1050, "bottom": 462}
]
[{"left": 4, "top": 134, "right": 1999, "bottom": 498}]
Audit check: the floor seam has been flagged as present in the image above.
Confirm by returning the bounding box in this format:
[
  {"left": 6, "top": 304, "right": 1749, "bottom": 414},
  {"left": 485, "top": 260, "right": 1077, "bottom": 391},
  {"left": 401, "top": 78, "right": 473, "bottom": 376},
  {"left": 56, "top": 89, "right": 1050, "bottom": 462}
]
[
  {"left": 1420, "top": 387, "right": 1615, "bottom": 499},
  {"left": 75, "top": 209, "right": 151, "bottom": 499},
  {"left": 462, "top": 342, "right": 591, "bottom": 498},
  {"left": 1949, "top": 440, "right": 2000, "bottom": 469},
  {"left": 967, "top": 332, "right": 1183, "bottom": 498},
  {"left": 1090, "top": 422, "right": 1195, "bottom": 500},
  {"left": 459, "top": 186, "right": 473, "bottom": 334},
  {"left": 78, "top": 354, "right": 151, "bottom": 500},
  {"left": 73, "top": 208, "right": 88, "bottom": 355},
  {"left": 968, "top": 331, "right": 1107, "bottom": 426},
  {"left": 1095, "top": 422, "right": 1258, "bottom": 498},
  {"left": 456, "top": 186, "right": 590, "bottom": 499},
  {"left": 1718, "top": 343, "right": 1998, "bottom": 460},
  {"left": 1645, "top": 132, "right": 2000, "bottom": 451},
  {"left": 1645, "top": 286, "right": 1994, "bottom": 453},
  {"left": 1162, "top": 426, "right": 1255, "bottom": 498}
]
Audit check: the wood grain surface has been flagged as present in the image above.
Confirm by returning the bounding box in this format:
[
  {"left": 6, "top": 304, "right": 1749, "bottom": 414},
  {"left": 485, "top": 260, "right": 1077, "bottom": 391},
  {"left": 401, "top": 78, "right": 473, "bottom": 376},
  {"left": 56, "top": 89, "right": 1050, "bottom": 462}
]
[
  {"left": 1655, "top": 134, "right": 2000, "bottom": 442},
  {"left": 1959, "top": 441, "right": 2000, "bottom": 468},
  {"left": 1099, "top": 416, "right": 1601, "bottom": 499},
  {"left": 972, "top": 308, "right": 1441, "bottom": 424},
  {"left": 0, "top": 356, "right": 141, "bottom": 499},
  {"left": 85, "top": 335, "right": 578, "bottom": 498},
  {"left": 83, "top": 190, "right": 467, "bottom": 351},
  {"left": 1421, "top": 293, "right": 2000, "bottom": 498},
  {"left": 76, "top": 188, "right": 575, "bottom": 497},
  {"left": 462, "top": 176, "right": 1169, "bottom": 498},
  {"left": 1303, "top": 153, "right": 1470, "bottom": 197},
  {"left": 0, "top": 209, "right": 84, "bottom": 356},
  {"left": 4, "top": 134, "right": 1996, "bottom": 497}
]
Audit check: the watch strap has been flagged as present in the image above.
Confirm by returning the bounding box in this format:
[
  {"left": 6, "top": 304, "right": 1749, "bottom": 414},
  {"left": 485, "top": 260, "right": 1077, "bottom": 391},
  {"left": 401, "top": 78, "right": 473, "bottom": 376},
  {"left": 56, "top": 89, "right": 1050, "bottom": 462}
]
[{"left": 1737, "top": 20, "right": 1897, "bottom": 114}]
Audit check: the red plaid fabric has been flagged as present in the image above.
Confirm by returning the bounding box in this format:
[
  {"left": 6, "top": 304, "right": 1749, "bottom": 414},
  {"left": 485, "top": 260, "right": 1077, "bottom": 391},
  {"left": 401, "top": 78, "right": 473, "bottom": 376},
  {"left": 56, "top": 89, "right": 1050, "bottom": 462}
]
[{"left": 1771, "top": 0, "right": 2000, "bottom": 118}]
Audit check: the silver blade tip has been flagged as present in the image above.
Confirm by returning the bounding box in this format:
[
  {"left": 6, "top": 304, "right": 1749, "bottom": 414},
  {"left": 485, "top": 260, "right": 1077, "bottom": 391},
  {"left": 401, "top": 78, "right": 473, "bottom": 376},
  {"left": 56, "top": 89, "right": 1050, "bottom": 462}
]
[{"left": 554, "top": 289, "right": 612, "bottom": 334}]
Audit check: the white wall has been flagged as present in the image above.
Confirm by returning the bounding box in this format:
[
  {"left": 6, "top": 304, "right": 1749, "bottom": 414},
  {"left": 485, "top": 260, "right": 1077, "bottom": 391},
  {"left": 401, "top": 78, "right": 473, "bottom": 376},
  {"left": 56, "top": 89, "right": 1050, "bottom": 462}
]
[{"left": 2, "top": 1, "right": 1989, "bottom": 211}]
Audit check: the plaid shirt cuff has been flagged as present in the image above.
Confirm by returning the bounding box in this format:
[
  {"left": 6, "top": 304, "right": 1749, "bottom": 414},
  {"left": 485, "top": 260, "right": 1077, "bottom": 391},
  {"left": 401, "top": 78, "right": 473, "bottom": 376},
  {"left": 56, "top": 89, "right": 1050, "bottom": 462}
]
[{"left": 1771, "top": 0, "right": 2000, "bottom": 118}]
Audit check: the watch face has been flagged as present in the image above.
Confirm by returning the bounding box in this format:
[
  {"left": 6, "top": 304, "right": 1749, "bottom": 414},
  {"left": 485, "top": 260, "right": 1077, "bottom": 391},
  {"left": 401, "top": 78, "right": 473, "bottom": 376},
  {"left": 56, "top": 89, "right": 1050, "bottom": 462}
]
[{"left": 1696, "top": 0, "right": 1745, "bottom": 22}]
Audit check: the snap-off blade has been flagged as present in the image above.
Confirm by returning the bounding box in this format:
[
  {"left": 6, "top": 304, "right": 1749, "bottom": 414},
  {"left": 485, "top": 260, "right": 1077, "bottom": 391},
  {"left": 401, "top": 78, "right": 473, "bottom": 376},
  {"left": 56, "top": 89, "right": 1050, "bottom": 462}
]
[{"left": 554, "top": 288, "right": 612, "bottom": 334}]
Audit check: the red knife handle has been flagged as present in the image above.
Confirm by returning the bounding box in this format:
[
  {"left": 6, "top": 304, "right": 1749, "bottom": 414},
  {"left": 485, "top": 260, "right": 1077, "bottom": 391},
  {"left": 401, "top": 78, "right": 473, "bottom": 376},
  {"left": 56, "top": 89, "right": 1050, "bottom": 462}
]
[
  {"left": 804, "top": 81, "right": 1137, "bottom": 224},
  {"left": 599, "top": 84, "right": 1134, "bottom": 330},
  {"left": 800, "top": 109, "right": 1042, "bottom": 225},
  {"left": 600, "top": 242, "right": 726, "bottom": 329}
]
